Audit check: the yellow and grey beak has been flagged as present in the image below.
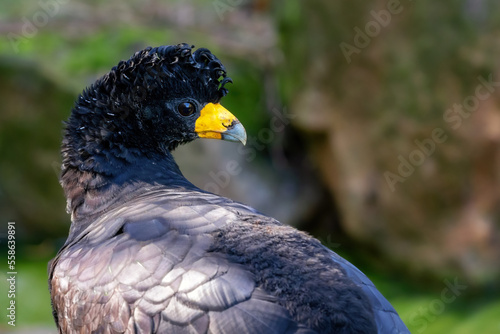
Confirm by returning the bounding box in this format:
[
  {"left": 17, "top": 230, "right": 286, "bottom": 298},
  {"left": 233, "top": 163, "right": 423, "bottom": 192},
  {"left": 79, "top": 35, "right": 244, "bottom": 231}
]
[{"left": 195, "top": 103, "right": 247, "bottom": 145}]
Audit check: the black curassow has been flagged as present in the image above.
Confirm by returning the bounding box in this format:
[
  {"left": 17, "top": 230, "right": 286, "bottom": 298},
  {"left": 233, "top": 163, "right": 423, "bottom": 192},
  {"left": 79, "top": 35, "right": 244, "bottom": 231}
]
[{"left": 49, "top": 43, "right": 410, "bottom": 334}]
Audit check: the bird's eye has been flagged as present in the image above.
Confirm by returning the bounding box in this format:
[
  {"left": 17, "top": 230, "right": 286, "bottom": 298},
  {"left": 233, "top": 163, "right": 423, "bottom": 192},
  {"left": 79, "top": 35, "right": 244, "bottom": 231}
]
[{"left": 178, "top": 102, "right": 196, "bottom": 117}]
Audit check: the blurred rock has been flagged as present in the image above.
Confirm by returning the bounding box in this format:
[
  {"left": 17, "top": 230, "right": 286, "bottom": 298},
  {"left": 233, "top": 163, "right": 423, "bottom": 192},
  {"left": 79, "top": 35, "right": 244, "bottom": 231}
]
[{"left": 276, "top": 1, "right": 500, "bottom": 284}]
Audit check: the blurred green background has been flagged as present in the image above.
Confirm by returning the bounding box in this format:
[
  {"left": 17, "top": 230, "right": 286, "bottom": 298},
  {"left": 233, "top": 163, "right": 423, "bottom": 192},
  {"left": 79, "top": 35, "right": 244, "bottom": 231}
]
[{"left": 1, "top": 0, "right": 500, "bottom": 333}]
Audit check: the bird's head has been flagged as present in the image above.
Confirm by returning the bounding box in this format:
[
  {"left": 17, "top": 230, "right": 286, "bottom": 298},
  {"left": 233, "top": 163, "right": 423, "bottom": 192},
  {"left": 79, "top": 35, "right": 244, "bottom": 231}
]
[{"left": 63, "top": 43, "right": 246, "bottom": 174}]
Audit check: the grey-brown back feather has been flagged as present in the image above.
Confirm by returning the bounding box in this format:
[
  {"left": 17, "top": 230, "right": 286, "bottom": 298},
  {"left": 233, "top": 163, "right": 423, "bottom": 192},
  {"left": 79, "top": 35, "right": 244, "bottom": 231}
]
[{"left": 50, "top": 188, "right": 409, "bottom": 333}]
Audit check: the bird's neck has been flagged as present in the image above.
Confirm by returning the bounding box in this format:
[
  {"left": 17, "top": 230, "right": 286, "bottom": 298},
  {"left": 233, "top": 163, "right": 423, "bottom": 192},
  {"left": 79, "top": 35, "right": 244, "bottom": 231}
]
[{"left": 60, "top": 149, "right": 190, "bottom": 239}]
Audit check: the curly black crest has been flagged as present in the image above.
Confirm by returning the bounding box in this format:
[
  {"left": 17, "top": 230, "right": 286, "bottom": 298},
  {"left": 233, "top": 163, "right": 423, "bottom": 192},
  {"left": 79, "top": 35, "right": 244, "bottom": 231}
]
[{"left": 78, "top": 43, "right": 231, "bottom": 112}]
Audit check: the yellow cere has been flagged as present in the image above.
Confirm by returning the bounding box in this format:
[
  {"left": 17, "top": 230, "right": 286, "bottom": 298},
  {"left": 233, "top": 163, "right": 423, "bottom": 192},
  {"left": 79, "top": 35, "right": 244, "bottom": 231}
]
[{"left": 195, "top": 103, "right": 237, "bottom": 139}]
